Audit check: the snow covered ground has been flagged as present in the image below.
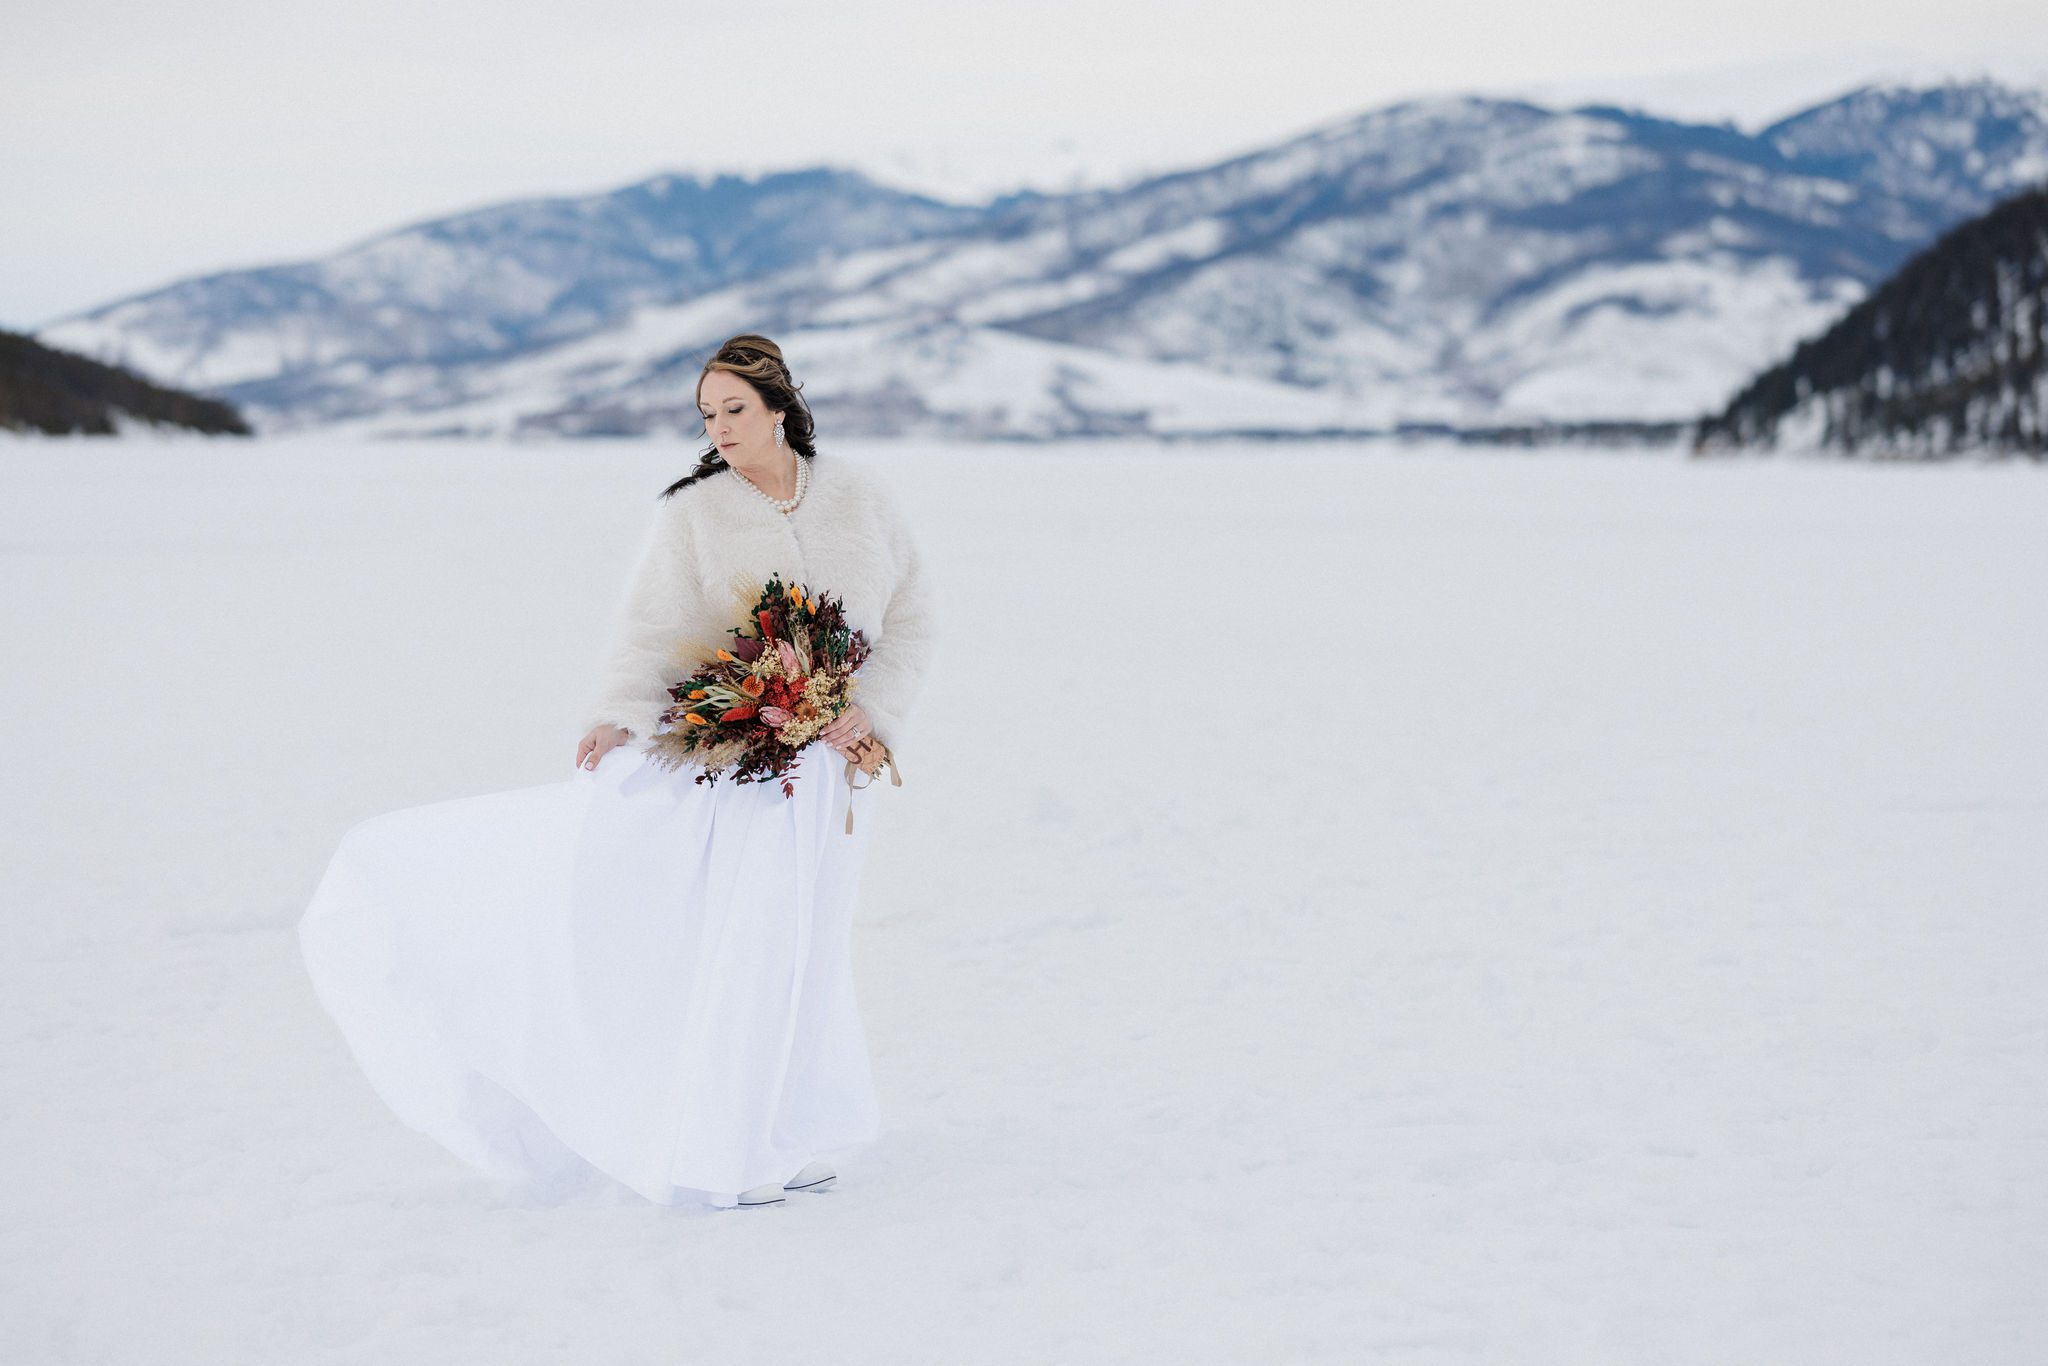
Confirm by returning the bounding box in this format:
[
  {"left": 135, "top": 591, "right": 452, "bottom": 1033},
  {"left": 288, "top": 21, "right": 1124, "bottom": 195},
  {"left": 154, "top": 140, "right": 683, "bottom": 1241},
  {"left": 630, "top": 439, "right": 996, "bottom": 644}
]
[{"left": 2, "top": 433, "right": 2043, "bottom": 1363}]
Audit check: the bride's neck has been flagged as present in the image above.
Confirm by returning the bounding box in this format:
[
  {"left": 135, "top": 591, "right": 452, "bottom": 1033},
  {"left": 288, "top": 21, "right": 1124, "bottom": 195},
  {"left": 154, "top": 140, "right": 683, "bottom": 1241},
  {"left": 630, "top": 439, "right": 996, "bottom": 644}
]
[{"left": 734, "top": 451, "right": 797, "bottom": 500}]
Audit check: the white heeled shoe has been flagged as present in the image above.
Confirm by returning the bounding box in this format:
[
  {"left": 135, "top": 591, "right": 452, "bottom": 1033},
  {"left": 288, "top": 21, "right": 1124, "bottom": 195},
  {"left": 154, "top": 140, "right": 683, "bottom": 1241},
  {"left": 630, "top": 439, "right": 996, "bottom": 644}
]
[{"left": 785, "top": 1160, "right": 837, "bottom": 1192}]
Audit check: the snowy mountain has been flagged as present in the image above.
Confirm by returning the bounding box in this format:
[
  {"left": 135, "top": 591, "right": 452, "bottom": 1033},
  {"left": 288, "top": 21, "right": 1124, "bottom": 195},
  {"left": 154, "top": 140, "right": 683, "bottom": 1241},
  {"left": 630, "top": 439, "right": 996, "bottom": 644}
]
[
  {"left": 32, "top": 169, "right": 977, "bottom": 431},
  {"left": 1695, "top": 182, "right": 2048, "bottom": 456},
  {"left": 36, "top": 79, "right": 2048, "bottom": 440},
  {"left": 1755, "top": 80, "right": 2048, "bottom": 215}
]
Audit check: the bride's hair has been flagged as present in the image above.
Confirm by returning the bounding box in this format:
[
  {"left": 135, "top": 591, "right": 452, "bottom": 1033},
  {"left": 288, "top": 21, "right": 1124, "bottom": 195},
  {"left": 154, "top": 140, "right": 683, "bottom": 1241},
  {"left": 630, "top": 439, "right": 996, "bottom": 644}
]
[{"left": 661, "top": 333, "right": 818, "bottom": 498}]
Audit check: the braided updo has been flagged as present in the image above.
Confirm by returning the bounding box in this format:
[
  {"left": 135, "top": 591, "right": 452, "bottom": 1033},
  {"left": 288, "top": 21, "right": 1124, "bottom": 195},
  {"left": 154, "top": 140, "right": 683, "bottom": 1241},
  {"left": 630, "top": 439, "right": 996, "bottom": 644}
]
[{"left": 661, "top": 333, "right": 819, "bottom": 498}]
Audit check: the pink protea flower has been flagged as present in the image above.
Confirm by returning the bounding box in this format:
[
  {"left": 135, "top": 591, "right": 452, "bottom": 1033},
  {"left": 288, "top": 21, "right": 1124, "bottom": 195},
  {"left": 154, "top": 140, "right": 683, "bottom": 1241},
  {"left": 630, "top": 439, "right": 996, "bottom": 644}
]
[
  {"left": 759, "top": 705, "right": 792, "bottom": 727},
  {"left": 777, "top": 639, "right": 800, "bottom": 676}
]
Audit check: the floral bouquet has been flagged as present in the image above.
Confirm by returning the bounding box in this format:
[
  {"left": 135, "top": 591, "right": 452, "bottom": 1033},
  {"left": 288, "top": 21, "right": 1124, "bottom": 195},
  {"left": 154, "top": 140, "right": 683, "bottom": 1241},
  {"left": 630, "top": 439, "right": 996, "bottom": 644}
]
[{"left": 646, "top": 573, "right": 874, "bottom": 798}]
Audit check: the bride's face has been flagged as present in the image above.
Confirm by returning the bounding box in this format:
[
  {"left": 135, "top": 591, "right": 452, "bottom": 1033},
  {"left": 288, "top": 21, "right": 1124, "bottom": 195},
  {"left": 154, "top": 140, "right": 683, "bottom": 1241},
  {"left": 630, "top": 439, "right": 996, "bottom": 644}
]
[{"left": 697, "top": 371, "right": 785, "bottom": 473}]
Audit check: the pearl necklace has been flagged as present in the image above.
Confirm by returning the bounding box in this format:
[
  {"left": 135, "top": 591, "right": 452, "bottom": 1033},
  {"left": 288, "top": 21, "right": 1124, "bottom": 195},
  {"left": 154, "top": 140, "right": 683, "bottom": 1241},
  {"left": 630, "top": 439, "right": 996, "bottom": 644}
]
[{"left": 727, "top": 452, "right": 809, "bottom": 515}]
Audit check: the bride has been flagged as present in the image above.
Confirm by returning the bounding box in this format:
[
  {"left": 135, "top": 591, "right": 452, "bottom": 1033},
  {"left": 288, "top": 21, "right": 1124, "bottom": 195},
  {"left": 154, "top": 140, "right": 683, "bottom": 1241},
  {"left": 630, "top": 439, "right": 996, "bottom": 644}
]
[{"left": 297, "top": 333, "right": 938, "bottom": 1210}]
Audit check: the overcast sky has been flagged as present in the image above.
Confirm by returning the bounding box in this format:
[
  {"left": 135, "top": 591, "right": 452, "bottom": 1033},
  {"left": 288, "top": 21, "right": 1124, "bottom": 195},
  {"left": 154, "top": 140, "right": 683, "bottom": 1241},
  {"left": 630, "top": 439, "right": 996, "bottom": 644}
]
[{"left": 6, "top": 0, "right": 2046, "bottom": 331}]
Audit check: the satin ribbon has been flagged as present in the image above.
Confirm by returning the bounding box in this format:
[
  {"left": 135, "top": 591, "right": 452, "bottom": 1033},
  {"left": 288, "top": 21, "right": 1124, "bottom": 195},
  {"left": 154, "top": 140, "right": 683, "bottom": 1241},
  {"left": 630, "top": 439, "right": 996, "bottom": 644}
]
[{"left": 841, "top": 744, "right": 902, "bottom": 834}]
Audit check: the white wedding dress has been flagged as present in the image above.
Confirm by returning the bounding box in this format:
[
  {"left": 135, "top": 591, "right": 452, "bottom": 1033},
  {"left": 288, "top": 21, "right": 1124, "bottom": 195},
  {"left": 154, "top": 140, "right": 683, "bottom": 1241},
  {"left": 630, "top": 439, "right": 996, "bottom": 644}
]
[{"left": 297, "top": 733, "right": 881, "bottom": 1208}]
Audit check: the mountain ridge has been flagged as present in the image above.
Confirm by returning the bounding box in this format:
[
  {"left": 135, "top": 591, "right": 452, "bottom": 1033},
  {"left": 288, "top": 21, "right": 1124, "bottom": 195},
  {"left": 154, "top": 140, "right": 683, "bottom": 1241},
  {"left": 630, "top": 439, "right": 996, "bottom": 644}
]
[{"left": 36, "top": 77, "right": 2048, "bottom": 442}]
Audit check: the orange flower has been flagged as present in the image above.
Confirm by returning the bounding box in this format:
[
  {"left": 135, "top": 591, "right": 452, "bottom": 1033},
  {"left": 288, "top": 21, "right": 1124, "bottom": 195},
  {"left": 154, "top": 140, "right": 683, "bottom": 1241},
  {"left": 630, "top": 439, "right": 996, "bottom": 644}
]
[
  {"left": 739, "top": 675, "right": 765, "bottom": 697},
  {"left": 716, "top": 649, "right": 736, "bottom": 662},
  {"left": 689, "top": 688, "right": 707, "bottom": 699},
  {"left": 683, "top": 713, "right": 710, "bottom": 727}
]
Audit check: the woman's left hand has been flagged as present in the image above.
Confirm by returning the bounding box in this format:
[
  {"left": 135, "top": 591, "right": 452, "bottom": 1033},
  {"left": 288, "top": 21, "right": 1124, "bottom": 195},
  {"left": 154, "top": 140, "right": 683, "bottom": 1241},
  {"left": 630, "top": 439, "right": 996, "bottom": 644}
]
[{"left": 819, "top": 702, "right": 874, "bottom": 758}]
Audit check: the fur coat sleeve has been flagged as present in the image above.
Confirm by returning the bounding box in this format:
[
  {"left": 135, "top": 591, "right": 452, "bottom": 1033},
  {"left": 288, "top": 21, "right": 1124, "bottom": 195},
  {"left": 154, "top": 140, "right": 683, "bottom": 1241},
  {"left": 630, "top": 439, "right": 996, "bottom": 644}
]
[
  {"left": 582, "top": 499, "right": 703, "bottom": 745},
  {"left": 581, "top": 454, "right": 938, "bottom": 755},
  {"left": 842, "top": 474, "right": 938, "bottom": 752}
]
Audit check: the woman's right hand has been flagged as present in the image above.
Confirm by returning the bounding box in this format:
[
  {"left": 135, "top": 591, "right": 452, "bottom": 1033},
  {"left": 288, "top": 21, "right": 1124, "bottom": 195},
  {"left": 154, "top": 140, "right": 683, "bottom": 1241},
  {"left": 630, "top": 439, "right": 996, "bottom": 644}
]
[{"left": 576, "top": 723, "right": 633, "bottom": 771}]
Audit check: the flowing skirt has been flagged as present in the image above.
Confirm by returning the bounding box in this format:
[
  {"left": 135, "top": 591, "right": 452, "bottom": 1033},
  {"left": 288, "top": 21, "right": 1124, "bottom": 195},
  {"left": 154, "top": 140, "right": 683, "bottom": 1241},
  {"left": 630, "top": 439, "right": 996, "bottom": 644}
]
[{"left": 297, "top": 737, "right": 881, "bottom": 1207}]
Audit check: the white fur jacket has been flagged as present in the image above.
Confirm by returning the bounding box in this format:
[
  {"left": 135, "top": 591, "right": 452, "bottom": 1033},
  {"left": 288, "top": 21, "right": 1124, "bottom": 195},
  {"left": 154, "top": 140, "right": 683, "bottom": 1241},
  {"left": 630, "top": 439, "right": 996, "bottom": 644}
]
[{"left": 583, "top": 452, "right": 938, "bottom": 755}]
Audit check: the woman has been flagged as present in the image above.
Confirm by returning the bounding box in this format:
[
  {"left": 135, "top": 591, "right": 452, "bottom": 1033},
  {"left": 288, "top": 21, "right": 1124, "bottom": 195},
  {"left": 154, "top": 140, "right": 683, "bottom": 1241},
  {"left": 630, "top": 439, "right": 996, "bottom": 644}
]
[{"left": 297, "top": 334, "right": 938, "bottom": 1211}]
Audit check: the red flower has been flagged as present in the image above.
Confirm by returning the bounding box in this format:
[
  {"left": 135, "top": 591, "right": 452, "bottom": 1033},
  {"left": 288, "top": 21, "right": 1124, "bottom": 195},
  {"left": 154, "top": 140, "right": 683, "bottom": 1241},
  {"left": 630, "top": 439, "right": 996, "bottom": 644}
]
[{"left": 723, "top": 704, "right": 758, "bottom": 722}]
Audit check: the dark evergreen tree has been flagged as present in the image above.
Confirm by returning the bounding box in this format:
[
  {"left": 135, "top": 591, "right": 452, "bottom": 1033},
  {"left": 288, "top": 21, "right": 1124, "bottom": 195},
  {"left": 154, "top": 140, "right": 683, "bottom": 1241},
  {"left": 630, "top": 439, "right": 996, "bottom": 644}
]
[
  {"left": 0, "top": 329, "right": 252, "bottom": 436},
  {"left": 1695, "top": 183, "right": 2048, "bottom": 458}
]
